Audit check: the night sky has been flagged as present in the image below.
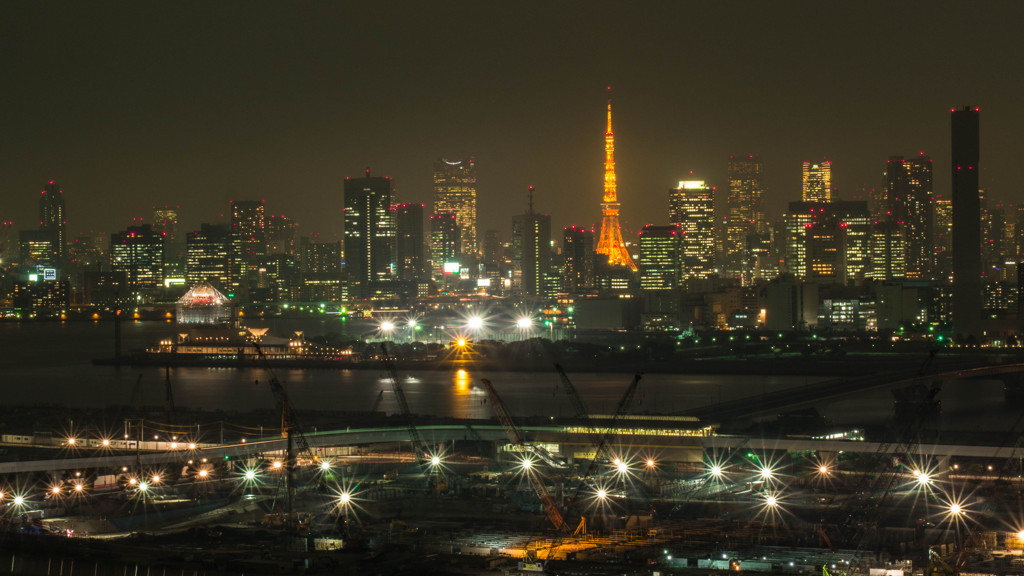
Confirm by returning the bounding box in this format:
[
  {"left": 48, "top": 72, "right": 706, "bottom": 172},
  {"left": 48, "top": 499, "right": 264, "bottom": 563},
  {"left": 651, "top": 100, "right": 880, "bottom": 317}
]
[{"left": 3, "top": 2, "right": 1023, "bottom": 241}]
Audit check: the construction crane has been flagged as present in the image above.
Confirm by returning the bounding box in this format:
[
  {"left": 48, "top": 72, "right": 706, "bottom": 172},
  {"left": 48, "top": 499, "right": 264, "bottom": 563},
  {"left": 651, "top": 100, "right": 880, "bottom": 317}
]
[
  {"left": 480, "top": 378, "right": 569, "bottom": 533},
  {"left": 560, "top": 372, "right": 643, "bottom": 520},
  {"left": 252, "top": 342, "right": 317, "bottom": 526},
  {"left": 380, "top": 343, "right": 429, "bottom": 464},
  {"left": 554, "top": 363, "right": 602, "bottom": 447}
]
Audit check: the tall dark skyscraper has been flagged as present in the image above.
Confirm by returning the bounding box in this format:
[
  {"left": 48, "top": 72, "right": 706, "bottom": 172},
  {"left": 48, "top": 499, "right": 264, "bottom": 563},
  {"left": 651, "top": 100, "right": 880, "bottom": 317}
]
[
  {"left": 513, "top": 187, "right": 551, "bottom": 298},
  {"left": 429, "top": 212, "right": 459, "bottom": 281},
  {"left": 343, "top": 170, "right": 395, "bottom": 298},
  {"left": 562, "top": 226, "right": 594, "bottom": 296},
  {"left": 39, "top": 181, "right": 66, "bottom": 268},
  {"left": 951, "top": 106, "right": 981, "bottom": 340},
  {"left": 395, "top": 203, "right": 426, "bottom": 282},
  {"left": 884, "top": 155, "right": 934, "bottom": 280}
]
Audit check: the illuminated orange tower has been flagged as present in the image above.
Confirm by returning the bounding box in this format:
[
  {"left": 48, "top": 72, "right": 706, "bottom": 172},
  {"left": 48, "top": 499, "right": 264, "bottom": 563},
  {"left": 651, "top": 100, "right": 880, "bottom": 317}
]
[{"left": 595, "top": 95, "right": 637, "bottom": 271}]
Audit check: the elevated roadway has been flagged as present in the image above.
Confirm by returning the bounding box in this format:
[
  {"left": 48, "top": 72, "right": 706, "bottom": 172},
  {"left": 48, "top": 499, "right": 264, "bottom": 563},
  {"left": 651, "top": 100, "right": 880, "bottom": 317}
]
[{"left": 3, "top": 424, "right": 1024, "bottom": 475}]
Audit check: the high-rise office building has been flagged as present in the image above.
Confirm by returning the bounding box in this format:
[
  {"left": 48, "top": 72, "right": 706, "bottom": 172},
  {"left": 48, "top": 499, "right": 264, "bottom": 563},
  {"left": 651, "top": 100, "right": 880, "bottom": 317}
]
[
  {"left": 884, "top": 155, "right": 933, "bottom": 280},
  {"left": 951, "top": 106, "right": 981, "bottom": 339},
  {"left": 482, "top": 229, "right": 503, "bottom": 267},
  {"left": 429, "top": 212, "right": 460, "bottom": 280},
  {"left": 669, "top": 180, "right": 716, "bottom": 280},
  {"left": 802, "top": 161, "right": 832, "bottom": 203},
  {"left": 266, "top": 214, "right": 299, "bottom": 257},
  {"left": 343, "top": 170, "right": 395, "bottom": 297},
  {"left": 869, "top": 221, "right": 907, "bottom": 281},
  {"left": 19, "top": 230, "right": 59, "bottom": 269},
  {"left": 152, "top": 206, "right": 179, "bottom": 243},
  {"left": 433, "top": 157, "right": 477, "bottom": 256},
  {"left": 724, "top": 155, "right": 766, "bottom": 283},
  {"left": 562, "top": 226, "right": 594, "bottom": 295},
  {"left": 638, "top": 225, "right": 681, "bottom": 291},
  {"left": 514, "top": 187, "right": 552, "bottom": 298},
  {"left": 229, "top": 200, "right": 266, "bottom": 293},
  {"left": 783, "top": 201, "right": 870, "bottom": 282},
  {"left": 111, "top": 225, "right": 165, "bottom": 297},
  {"left": 395, "top": 203, "right": 426, "bottom": 282},
  {"left": 595, "top": 98, "right": 637, "bottom": 271},
  {"left": 186, "top": 224, "right": 231, "bottom": 290},
  {"left": 39, "top": 181, "right": 66, "bottom": 267},
  {"left": 934, "top": 195, "right": 953, "bottom": 280}
]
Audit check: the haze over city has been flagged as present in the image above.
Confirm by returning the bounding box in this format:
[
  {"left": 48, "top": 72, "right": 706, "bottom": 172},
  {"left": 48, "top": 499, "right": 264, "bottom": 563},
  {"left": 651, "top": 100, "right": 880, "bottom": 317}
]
[{"left": 4, "top": 2, "right": 1024, "bottom": 237}]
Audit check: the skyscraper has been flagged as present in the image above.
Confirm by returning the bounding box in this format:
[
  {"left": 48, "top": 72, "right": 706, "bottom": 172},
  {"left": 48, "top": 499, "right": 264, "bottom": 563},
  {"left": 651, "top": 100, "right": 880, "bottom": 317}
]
[
  {"left": 266, "top": 214, "right": 299, "bottom": 257},
  {"left": 343, "top": 170, "right": 395, "bottom": 297},
  {"left": 111, "top": 224, "right": 165, "bottom": 298},
  {"left": 429, "top": 212, "right": 459, "bottom": 280},
  {"left": 951, "top": 106, "right": 981, "bottom": 340},
  {"left": 782, "top": 201, "right": 870, "bottom": 282},
  {"left": 802, "top": 161, "right": 832, "bottom": 203},
  {"left": 884, "top": 155, "right": 934, "bottom": 280},
  {"left": 595, "top": 98, "right": 637, "bottom": 271},
  {"left": 186, "top": 224, "right": 231, "bottom": 290},
  {"left": 669, "top": 180, "right": 716, "bottom": 280},
  {"left": 395, "top": 203, "right": 426, "bottom": 282},
  {"left": 152, "top": 206, "right": 179, "bottom": 243},
  {"left": 230, "top": 200, "right": 266, "bottom": 294},
  {"left": 39, "top": 181, "right": 66, "bottom": 267},
  {"left": 724, "top": 155, "right": 766, "bottom": 282},
  {"left": 514, "top": 187, "right": 551, "bottom": 298},
  {"left": 433, "top": 157, "right": 477, "bottom": 256},
  {"left": 562, "top": 226, "right": 594, "bottom": 295},
  {"left": 638, "top": 225, "right": 681, "bottom": 291}
]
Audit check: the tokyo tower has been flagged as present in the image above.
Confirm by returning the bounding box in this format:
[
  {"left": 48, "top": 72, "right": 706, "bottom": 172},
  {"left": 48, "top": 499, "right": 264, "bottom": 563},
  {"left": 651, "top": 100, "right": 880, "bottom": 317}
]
[{"left": 595, "top": 96, "right": 637, "bottom": 271}]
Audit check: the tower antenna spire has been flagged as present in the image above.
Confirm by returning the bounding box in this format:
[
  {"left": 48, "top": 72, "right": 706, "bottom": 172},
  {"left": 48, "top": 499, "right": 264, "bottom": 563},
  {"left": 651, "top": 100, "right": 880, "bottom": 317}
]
[
  {"left": 595, "top": 90, "right": 637, "bottom": 271},
  {"left": 528, "top": 186, "right": 535, "bottom": 215}
]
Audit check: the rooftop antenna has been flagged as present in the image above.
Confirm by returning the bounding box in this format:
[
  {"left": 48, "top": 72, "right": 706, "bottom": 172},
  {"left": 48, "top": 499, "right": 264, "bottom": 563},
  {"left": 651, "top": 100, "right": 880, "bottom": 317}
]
[{"left": 528, "top": 185, "right": 535, "bottom": 215}]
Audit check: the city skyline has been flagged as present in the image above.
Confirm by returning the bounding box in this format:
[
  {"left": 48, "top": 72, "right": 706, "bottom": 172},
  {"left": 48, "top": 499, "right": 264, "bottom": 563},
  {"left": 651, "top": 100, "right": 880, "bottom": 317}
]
[{"left": 3, "top": 3, "right": 1023, "bottom": 240}]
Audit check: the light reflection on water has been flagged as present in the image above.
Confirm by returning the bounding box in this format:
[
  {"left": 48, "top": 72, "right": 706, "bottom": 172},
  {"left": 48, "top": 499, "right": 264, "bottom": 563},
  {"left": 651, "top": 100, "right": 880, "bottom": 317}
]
[{"left": 5, "top": 320, "right": 1009, "bottom": 428}]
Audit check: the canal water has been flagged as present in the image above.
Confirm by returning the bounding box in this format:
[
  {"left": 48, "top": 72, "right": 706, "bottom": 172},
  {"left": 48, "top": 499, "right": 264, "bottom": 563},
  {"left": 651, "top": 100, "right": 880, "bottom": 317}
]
[{"left": 0, "top": 320, "right": 1010, "bottom": 429}]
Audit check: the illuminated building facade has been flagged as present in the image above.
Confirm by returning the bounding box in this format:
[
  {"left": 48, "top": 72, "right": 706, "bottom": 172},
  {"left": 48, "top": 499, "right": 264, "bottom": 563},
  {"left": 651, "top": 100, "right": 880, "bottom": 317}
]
[
  {"left": 869, "top": 221, "right": 906, "bottom": 280},
  {"left": 39, "top": 181, "right": 66, "bottom": 267},
  {"left": 395, "top": 203, "right": 426, "bottom": 282},
  {"left": 176, "top": 281, "right": 231, "bottom": 325},
  {"left": 783, "top": 201, "right": 870, "bottom": 282},
  {"left": 595, "top": 99, "right": 637, "bottom": 271},
  {"left": 152, "top": 206, "right": 179, "bottom": 243},
  {"left": 111, "top": 224, "right": 165, "bottom": 297},
  {"left": 343, "top": 171, "right": 395, "bottom": 298},
  {"left": 430, "top": 212, "right": 459, "bottom": 281},
  {"left": 951, "top": 106, "right": 981, "bottom": 339},
  {"left": 18, "top": 230, "right": 59, "bottom": 269},
  {"left": 300, "top": 239, "right": 342, "bottom": 301},
  {"left": 230, "top": 200, "right": 266, "bottom": 294},
  {"left": 13, "top": 279, "right": 69, "bottom": 316},
  {"left": 433, "top": 157, "right": 477, "bottom": 256},
  {"left": 802, "top": 161, "right": 832, "bottom": 203},
  {"left": 638, "top": 225, "right": 681, "bottom": 291},
  {"left": 724, "top": 155, "right": 766, "bottom": 282},
  {"left": 669, "top": 181, "right": 715, "bottom": 280},
  {"left": 562, "top": 226, "right": 594, "bottom": 295},
  {"left": 884, "top": 155, "right": 933, "bottom": 279},
  {"left": 186, "top": 224, "right": 231, "bottom": 291}
]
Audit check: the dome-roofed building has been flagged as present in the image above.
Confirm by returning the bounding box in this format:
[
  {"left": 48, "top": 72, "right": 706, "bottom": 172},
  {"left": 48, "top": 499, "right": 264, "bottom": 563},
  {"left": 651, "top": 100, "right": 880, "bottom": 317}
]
[{"left": 176, "top": 281, "right": 231, "bottom": 325}]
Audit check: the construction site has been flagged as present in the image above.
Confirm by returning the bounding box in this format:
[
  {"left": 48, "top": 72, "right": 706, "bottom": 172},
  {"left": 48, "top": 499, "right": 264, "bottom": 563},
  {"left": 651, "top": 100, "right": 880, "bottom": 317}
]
[{"left": 5, "top": 347, "right": 1024, "bottom": 576}]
